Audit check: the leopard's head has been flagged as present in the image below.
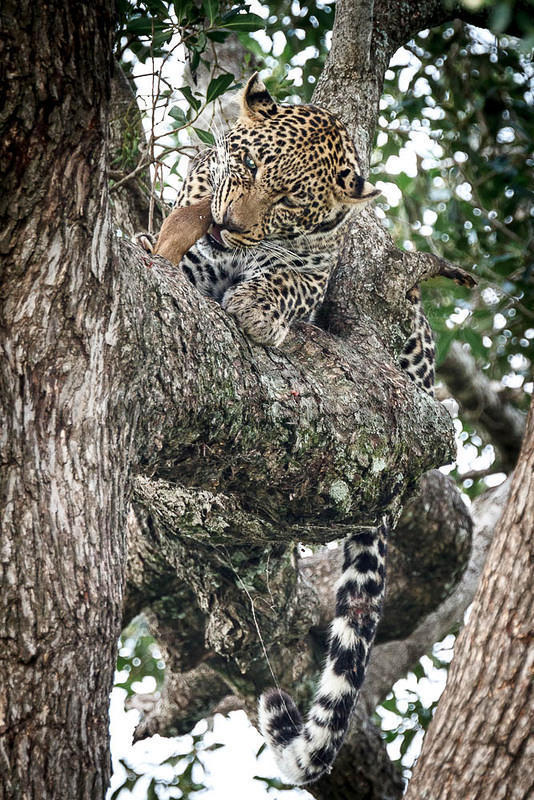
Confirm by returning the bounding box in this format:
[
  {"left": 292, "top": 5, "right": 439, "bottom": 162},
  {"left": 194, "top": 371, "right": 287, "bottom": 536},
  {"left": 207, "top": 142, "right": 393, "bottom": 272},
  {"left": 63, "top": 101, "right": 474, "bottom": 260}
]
[{"left": 208, "top": 73, "right": 380, "bottom": 249}]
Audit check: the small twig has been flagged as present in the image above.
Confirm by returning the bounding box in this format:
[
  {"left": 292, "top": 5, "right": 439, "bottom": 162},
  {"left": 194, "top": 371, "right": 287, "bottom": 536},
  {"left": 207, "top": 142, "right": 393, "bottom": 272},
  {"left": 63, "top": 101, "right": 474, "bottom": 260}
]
[
  {"left": 457, "top": 466, "right": 504, "bottom": 482},
  {"left": 109, "top": 159, "right": 153, "bottom": 193}
]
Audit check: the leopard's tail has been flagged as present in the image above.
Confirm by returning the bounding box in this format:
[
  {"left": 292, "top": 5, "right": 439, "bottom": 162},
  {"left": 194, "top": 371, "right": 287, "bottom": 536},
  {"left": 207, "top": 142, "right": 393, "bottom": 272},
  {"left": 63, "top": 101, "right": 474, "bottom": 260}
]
[{"left": 258, "top": 520, "right": 388, "bottom": 785}]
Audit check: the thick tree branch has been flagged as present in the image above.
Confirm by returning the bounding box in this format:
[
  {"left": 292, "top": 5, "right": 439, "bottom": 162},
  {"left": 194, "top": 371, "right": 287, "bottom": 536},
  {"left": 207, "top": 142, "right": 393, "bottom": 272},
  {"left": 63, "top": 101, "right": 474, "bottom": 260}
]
[
  {"left": 121, "top": 244, "right": 454, "bottom": 526},
  {"left": 438, "top": 341, "right": 526, "bottom": 471},
  {"left": 125, "top": 474, "right": 511, "bottom": 797},
  {"left": 407, "top": 251, "right": 477, "bottom": 289},
  {"left": 328, "top": 0, "right": 375, "bottom": 76},
  {"left": 125, "top": 471, "right": 473, "bottom": 726},
  {"left": 130, "top": 655, "right": 232, "bottom": 740},
  {"left": 404, "top": 406, "right": 533, "bottom": 798}
]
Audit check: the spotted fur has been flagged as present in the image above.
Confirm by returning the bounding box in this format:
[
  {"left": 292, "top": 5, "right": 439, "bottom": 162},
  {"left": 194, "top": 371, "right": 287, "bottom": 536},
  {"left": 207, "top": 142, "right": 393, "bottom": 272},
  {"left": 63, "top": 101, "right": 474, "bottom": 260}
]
[
  {"left": 146, "top": 73, "right": 380, "bottom": 347},
  {"left": 140, "top": 74, "right": 438, "bottom": 785},
  {"left": 400, "top": 286, "right": 436, "bottom": 395}
]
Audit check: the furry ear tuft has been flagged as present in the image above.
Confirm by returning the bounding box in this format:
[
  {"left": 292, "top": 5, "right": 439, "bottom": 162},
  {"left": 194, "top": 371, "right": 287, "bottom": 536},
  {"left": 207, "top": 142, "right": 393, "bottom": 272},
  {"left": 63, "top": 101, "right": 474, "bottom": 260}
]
[
  {"left": 240, "top": 73, "right": 279, "bottom": 120},
  {"left": 336, "top": 167, "right": 381, "bottom": 206}
]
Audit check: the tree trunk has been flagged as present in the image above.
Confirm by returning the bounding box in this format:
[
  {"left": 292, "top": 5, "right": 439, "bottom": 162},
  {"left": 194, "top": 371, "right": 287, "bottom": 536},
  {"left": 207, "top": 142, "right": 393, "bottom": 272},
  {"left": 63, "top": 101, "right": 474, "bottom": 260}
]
[
  {"left": 405, "top": 399, "right": 534, "bottom": 800},
  {"left": 0, "top": 2, "right": 120, "bottom": 797}
]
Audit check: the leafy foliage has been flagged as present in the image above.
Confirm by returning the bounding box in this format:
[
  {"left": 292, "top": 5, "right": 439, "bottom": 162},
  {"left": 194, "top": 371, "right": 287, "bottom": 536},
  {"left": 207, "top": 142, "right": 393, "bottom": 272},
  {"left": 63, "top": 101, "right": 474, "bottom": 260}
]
[
  {"left": 116, "top": 616, "right": 165, "bottom": 699},
  {"left": 113, "top": 618, "right": 227, "bottom": 799},
  {"left": 115, "top": 0, "right": 265, "bottom": 71},
  {"left": 112, "top": 1, "right": 265, "bottom": 206},
  {"left": 373, "top": 23, "right": 533, "bottom": 400},
  {"left": 370, "top": 22, "right": 533, "bottom": 494},
  {"left": 109, "top": 734, "right": 222, "bottom": 799},
  {"left": 376, "top": 633, "right": 457, "bottom": 783}
]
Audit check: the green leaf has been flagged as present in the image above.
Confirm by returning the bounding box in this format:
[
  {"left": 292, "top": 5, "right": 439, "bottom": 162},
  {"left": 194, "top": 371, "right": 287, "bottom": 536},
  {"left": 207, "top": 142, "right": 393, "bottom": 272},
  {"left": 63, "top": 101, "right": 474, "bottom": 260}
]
[
  {"left": 253, "top": 775, "right": 293, "bottom": 789},
  {"left": 169, "top": 105, "right": 187, "bottom": 126},
  {"left": 144, "top": 0, "right": 170, "bottom": 17},
  {"left": 411, "top": 661, "right": 425, "bottom": 680},
  {"left": 190, "top": 48, "right": 201, "bottom": 75},
  {"left": 191, "top": 31, "right": 207, "bottom": 53},
  {"left": 399, "top": 727, "right": 417, "bottom": 757},
  {"left": 220, "top": 3, "right": 247, "bottom": 22},
  {"left": 206, "top": 73, "right": 235, "bottom": 104},
  {"left": 147, "top": 777, "right": 159, "bottom": 800},
  {"left": 221, "top": 12, "right": 265, "bottom": 31},
  {"left": 202, "top": 0, "right": 219, "bottom": 25},
  {"left": 173, "top": 0, "right": 194, "bottom": 22},
  {"left": 461, "top": 328, "right": 486, "bottom": 360},
  {"left": 380, "top": 696, "right": 400, "bottom": 714},
  {"left": 206, "top": 30, "right": 230, "bottom": 42},
  {"left": 193, "top": 127, "right": 216, "bottom": 145},
  {"left": 162, "top": 754, "right": 186, "bottom": 767},
  {"left": 490, "top": 1, "right": 512, "bottom": 33},
  {"left": 126, "top": 14, "right": 164, "bottom": 35},
  {"left": 178, "top": 85, "right": 201, "bottom": 112},
  {"left": 435, "top": 329, "right": 456, "bottom": 366}
]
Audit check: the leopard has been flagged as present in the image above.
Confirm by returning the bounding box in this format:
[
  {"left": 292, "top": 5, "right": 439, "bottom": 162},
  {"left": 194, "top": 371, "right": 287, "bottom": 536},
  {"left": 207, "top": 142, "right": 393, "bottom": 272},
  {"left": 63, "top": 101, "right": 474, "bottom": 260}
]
[
  {"left": 143, "top": 72, "right": 382, "bottom": 348},
  {"left": 137, "top": 73, "right": 436, "bottom": 785}
]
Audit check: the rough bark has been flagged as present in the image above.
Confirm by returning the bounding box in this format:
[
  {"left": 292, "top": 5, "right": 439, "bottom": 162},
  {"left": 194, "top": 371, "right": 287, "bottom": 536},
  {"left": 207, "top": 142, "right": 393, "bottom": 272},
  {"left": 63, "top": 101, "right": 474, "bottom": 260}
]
[
  {"left": 405, "top": 400, "right": 534, "bottom": 800},
  {"left": 0, "top": 2, "right": 119, "bottom": 797},
  {"left": 126, "top": 477, "right": 510, "bottom": 800},
  {"left": 124, "top": 472, "right": 476, "bottom": 800},
  {"left": 126, "top": 470, "right": 471, "bottom": 675},
  {"left": 124, "top": 471, "right": 488, "bottom": 736}
]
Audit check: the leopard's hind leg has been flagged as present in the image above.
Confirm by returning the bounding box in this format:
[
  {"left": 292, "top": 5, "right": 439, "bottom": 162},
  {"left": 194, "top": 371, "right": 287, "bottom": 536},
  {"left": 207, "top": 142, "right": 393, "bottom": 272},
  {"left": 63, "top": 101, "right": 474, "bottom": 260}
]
[{"left": 399, "top": 286, "right": 435, "bottom": 396}]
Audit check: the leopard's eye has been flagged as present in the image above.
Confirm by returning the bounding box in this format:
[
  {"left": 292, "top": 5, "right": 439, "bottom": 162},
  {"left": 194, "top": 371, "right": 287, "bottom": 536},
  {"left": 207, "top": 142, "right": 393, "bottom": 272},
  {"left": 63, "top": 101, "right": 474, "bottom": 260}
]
[
  {"left": 244, "top": 154, "right": 257, "bottom": 174},
  {"left": 280, "top": 196, "right": 299, "bottom": 208}
]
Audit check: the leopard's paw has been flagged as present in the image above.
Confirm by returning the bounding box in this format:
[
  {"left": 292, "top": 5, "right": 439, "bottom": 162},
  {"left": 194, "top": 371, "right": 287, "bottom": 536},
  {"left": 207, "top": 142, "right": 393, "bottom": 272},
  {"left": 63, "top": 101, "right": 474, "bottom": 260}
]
[
  {"left": 222, "top": 285, "right": 289, "bottom": 347},
  {"left": 134, "top": 232, "right": 157, "bottom": 254}
]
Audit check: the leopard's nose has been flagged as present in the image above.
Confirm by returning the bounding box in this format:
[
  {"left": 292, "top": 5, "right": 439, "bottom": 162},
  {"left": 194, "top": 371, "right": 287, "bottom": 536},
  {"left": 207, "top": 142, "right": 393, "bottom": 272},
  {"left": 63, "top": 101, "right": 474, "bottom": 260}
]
[{"left": 222, "top": 204, "right": 247, "bottom": 234}]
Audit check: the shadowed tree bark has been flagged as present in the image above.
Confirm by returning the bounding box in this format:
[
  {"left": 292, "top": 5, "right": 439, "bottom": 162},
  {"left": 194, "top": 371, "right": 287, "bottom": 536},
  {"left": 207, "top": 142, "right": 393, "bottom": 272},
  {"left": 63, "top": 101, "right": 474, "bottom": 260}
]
[
  {"left": 0, "top": 1, "right": 521, "bottom": 799},
  {"left": 405, "top": 400, "right": 534, "bottom": 800}
]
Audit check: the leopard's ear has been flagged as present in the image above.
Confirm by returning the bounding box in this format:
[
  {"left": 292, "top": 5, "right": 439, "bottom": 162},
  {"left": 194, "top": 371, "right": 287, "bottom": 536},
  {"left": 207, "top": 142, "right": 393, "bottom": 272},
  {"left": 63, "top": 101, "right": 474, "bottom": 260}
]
[
  {"left": 336, "top": 166, "right": 381, "bottom": 206},
  {"left": 334, "top": 133, "right": 381, "bottom": 206},
  {"left": 240, "top": 73, "right": 279, "bottom": 121}
]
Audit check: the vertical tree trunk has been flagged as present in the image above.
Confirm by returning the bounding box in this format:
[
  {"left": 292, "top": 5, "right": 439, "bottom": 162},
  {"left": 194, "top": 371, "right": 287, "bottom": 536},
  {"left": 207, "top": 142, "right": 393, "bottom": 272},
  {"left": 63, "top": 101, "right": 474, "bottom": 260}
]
[
  {"left": 405, "top": 399, "right": 534, "bottom": 800},
  {"left": 0, "top": 3, "right": 123, "bottom": 797}
]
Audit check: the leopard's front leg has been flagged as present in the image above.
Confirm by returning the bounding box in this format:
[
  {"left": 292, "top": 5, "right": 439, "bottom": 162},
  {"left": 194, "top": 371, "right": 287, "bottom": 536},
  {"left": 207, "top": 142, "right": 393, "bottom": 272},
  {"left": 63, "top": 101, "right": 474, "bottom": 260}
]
[{"left": 222, "top": 269, "right": 328, "bottom": 347}]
